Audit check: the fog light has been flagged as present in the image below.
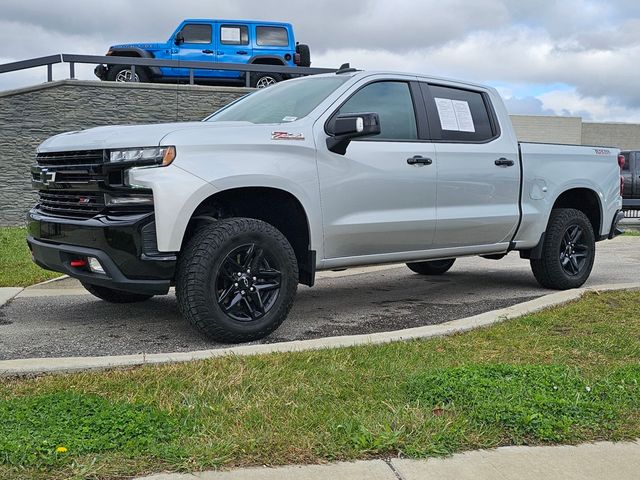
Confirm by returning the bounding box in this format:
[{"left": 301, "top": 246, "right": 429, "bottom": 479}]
[{"left": 88, "top": 257, "right": 105, "bottom": 274}]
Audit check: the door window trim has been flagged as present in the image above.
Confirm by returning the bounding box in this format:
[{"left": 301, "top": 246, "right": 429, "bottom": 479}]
[
  {"left": 420, "top": 82, "right": 502, "bottom": 144},
  {"left": 324, "top": 79, "right": 430, "bottom": 143}
]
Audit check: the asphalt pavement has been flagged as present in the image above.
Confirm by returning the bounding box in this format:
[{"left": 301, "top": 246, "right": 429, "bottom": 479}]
[{"left": 1, "top": 236, "right": 638, "bottom": 360}]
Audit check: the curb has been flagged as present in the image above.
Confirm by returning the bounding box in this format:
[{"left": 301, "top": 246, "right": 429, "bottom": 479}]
[
  {"left": 2, "top": 282, "right": 639, "bottom": 376},
  {"left": 0, "top": 287, "right": 23, "bottom": 308}
]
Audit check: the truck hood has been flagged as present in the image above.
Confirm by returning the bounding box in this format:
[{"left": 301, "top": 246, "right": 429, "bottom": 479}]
[{"left": 37, "top": 121, "right": 272, "bottom": 153}]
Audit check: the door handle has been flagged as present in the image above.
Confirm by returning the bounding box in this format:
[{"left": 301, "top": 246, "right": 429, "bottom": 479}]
[
  {"left": 495, "top": 158, "right": 515, "bottom": 167},
  {"left": 202, "top": 49, "right": 214, "bottom": 54},
  {"left": 407, "top": 155, "right": 433, "bottom": 165},
  {"left": 236, "top": 50, "right": 249, "bottom": 55}
]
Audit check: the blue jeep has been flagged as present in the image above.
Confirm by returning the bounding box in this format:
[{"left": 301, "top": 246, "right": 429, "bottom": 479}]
[{"left": 94, "top": 19, "right": 311, "bottom": 88}]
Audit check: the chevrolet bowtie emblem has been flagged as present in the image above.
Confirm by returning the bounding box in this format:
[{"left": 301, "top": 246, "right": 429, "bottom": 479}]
[{"left": 41, "top": 168, "right": 57, "bottom": 185}]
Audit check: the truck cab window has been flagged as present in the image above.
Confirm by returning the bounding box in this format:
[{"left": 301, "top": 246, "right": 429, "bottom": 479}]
[
  {"left": 336, "top": 81, "right": 418, "bottom": 141},
  {"left": 220, "top": 25, "right": 249, "bottom": 45},
  {"left": 256, "top": 26, "right": 289, "bottom": 46}
]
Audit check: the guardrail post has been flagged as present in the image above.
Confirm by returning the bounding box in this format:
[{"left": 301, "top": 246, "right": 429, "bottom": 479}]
[
  {"left": 245, "top": 72, "right": 251, "bottom": 87},
  {"left": 47, "top": 64, "right": 53, "bottom": 82},
  {"left": 130, "top": 64, "right": 136, "bottom": 82},
  {"left": 69, "top": 62, "right": 75, "bottom": 79},
  {"left": 189, "top": 69, "right": 194, "bottom": 85}
]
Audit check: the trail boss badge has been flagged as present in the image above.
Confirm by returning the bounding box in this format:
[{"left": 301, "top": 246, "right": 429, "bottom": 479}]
[{"left": 271, "top": 131, "right": 305, "bottom": 141}]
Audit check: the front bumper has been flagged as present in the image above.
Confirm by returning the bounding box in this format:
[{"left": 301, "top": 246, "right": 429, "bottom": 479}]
[
  {"left": 94, "top": 64, "right": 107, "bottom": 80},
  {"left": 27, "top": 209, "right": 175, "bottom": 295}
]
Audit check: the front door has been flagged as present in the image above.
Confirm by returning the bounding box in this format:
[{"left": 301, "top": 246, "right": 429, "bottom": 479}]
[
  {"left": 316, "top": 80, "right": 438, "bottom": 259},
  {"left": 172, "top": 22, "right": 216, "bottom": 78}
]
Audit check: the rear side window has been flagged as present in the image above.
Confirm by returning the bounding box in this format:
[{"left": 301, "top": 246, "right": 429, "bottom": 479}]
[
  {"left": 220, "top": 25, "right": 249, "bottom": 45},
  {"left": 256, "top": 26, "right": 289, "bottom": 46},
  {"left": 335, "top": 81, "right": 418, "bottom": 141},
  {"left": 423, "top": 84, "right": 496, "bottom": 142},
  {"left": 180, "top": 24, "right": 212, "bottom": 44}
]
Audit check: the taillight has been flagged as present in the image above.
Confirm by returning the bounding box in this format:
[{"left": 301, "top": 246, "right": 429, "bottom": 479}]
[
  {"left": 618, "top": 154, "right": 626, "bottom": 169},
  {"left": 294, "top": 53, "right": 301, "bottom": 65}
]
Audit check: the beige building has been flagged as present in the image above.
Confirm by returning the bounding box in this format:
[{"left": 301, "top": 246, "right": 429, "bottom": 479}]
[{"left": 510, "top": 115, "right": 640, "bottom": 151}]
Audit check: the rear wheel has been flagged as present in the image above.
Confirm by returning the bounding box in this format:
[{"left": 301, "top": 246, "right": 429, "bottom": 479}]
[
  {"left": 250, "top": 72, "right": 283, "bottom": 88},
  {"left": 107, "top": 64, "right": 149, "bottom": 83},
  {"left": 82, "top": 283, "right": 154, "bottom": 303},
  {"left": 406, "top": 259, "right": 456, "bottom": 275},
  {"left": 176, "top": 218, "right": 298, "bottom": 343},
  {"left": 530, "top": 208, "right": 596, "bottom": 290}
]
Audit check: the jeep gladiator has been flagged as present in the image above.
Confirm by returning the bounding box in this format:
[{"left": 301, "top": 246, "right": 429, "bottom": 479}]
[{"left": 28, "top": 70, "right": 625, "bottom": 342}]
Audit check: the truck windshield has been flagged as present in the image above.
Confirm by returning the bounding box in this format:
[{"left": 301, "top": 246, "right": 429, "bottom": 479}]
[{"left": 206, "top": 76, "right": 350, "bottom": 124}]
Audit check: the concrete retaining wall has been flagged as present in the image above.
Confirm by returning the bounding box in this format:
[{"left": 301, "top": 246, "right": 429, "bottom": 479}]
[{"left": 0, "top": 80, "right": 249, "bottom": 226}]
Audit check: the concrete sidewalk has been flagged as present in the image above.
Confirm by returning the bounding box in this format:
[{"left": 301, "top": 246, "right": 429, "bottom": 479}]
[{"left": 137, "top": 441, "right": 640, "bottom": 479}]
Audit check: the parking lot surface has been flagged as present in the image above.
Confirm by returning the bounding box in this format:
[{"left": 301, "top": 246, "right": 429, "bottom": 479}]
[{"left": 1, "top": 237, "right": 638, "bottom": 360}]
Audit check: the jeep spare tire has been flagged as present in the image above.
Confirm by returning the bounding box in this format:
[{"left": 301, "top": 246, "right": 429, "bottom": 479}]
[{"left": 296, "top": 44, "right": 311, "bottom": 67}]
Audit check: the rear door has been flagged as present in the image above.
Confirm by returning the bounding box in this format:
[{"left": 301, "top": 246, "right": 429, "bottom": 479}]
[
  {"left": 216, "top": 23, "right": 252, "bottom": 79},
  {"left": 633, "top": 152, "right": 640, "bottom": 199},
  {"left": 420, "top": 83, "right": 521, "bottom": 248},
  {"left": 172, "top": 22, "right": 216, "bottom": 78}
]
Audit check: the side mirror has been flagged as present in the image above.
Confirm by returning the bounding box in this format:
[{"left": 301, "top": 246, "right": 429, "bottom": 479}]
[
  {"left": 175, "top": 32, "right": 185, "bottom": 45},
  {"left": 326, "top": 112, "right": 381, "bottom": 155}
]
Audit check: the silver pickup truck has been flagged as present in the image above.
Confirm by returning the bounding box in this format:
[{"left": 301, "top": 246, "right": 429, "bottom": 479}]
[{"left": 28, "top": 69, "right": 625, "bottom": 342}]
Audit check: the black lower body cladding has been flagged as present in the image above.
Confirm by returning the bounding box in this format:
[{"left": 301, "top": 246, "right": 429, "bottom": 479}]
[{"left": 27, "top": 209, "right": 175, "bottom": 295}]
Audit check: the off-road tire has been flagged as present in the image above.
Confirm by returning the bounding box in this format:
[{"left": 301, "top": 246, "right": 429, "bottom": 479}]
[
  {"left": 82, "top": 283, "right": 154, "bottom": 303},
  {"left": 250, "top": 72, "right": 283, "bottom": 88},
  {"left": 406, "top": 259, "right": 456, "bottom": 275},
  {"left": 530, "top": 208, "right": 596, "bottom": 290},
  {"left": 296, "top": 44, "right": 311, "bottom": 67},
  {"left": 175, "top": 218, "right": 298, "bottom": 343},
  {"left": 106, "top": 64, "right": 150, "bottom": 83}
]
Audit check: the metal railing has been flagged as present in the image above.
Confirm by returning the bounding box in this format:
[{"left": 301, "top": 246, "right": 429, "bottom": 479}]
[{"left": 0, "top": 53, "right": 338, "bottom": 87}]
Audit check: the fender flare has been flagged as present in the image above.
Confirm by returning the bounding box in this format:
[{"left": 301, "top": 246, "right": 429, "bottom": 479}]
[{"left": 107, "top": 47, "right": 162, "bottom": 77}]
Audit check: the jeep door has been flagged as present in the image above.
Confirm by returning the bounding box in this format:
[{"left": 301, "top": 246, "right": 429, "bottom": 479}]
[
  {"left": 216, "top": 23, "right": 252, "bottom": 79},
  {"left": 171, "top": 22, "right": 217, "bottom": 78},
  {"left": 420, "top": 83, "right": 520, "bottom": 248},
  {"left": 316, "top": 79, "right": 437, "bottom": 259}
]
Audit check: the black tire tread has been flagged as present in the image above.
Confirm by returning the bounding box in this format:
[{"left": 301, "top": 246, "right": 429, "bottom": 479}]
[
  {"left": 175, "top": 218, "right": 298, "bottom": 343},
  {"left": 530, "top": 208, "right": 595, "bottom": 290},
  {"left": 406, "top": 259, "right": 456, "bottom": 276}
]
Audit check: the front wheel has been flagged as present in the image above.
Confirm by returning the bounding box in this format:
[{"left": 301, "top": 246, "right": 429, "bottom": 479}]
[
  {"left": 406, "top": 259, "right": 456, "bottom": 275},
  {"left": 175, "top": 218, "right": 298, "bottom": 343},
  {"left": 250, "top": 72, "right": 283, "bottom": 88},
  {"left": 106, "top": 64, "right": 150, "bottom": 83},
  {"left": 530, "top": 208, "right": 596, "bottom": 290}
]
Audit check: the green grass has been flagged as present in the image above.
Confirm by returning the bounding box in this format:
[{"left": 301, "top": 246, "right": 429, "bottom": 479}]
[
  {"left": 0, "top": 290, "right": 639, "bottom": 479},
  {"left": 623, "top": 230, "right": 640, "bottom": 236},
  {"left": 0, "top": 227, "right": 61, "bottom": 287}
]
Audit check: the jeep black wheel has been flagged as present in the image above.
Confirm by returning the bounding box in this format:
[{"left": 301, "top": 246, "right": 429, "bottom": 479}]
[
  {"left": 406, "top": 259, "right": 456, "bottom": 275},
  {"left": 176, "top": 218, "right": 298, "bottom": 343},
  {"left": 530, "top": 208, "right": 595, "bottom": 290},
  {"left": 107, "top": 64, "right": 150, "bottom": 83},
  {"left": 82, "top": 283, "right": 154, "bottom": 303},
  {"left": 250, "top": 72, "right": 283, "bottom": 88}
]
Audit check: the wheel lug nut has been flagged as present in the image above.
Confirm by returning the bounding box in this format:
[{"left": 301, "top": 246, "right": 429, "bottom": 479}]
[
  {"left": 234, "top": 283, "right": 239, "bottom": 287},
  {"left": 250, "top": 287, "right": 254, "bottom": 292},
  {"left": 246, "top": 269, "right": 251, "bottom": 273},
  {"left": 241, "top": 290, "right": 246, "bottom": 295},
  {"left": 253, "top": 277, "right": 257, "bottom": 281}
]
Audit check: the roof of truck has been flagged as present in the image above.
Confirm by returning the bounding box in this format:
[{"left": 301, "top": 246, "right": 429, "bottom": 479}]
[{"left": 181, "top": 19, "right": 293, "bottom": 26}]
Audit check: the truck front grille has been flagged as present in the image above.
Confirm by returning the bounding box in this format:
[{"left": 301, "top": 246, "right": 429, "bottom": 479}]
[
  {"left": 36, "top": 150, "right": 105, "bottom": 167},
  {"left": 37, "top": 191, "right": 105, "bottom": 217}
]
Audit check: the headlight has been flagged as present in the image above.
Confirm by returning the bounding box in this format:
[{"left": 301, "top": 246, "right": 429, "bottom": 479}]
[{"left": 109, "top": 146, "right": 176, "bottom": 166}]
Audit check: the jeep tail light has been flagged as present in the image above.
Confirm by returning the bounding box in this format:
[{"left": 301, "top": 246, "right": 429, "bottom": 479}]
[
  {"left": 294, "top": 53, "right": 301, "bottom": 65},
  {"left": 618, "top": 154, "right": 626, "bottom": 169}
]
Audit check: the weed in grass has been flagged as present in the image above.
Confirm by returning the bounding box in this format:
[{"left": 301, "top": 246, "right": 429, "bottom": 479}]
[
  {"left": 0, "top": 391, "right": 181, "bottom": 467},
  {"left": 406, "top": 364, "right": 640, "bottom": 444}
]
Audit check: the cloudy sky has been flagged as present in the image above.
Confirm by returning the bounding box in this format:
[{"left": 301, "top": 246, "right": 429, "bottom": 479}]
[{"left": 2, "top": 0, "right": 640, "bottom": 122}]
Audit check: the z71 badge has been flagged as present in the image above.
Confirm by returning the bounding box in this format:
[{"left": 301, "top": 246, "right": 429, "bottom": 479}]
[{"left": 271, "top": 131, "right": 305, "bottom": 141}]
